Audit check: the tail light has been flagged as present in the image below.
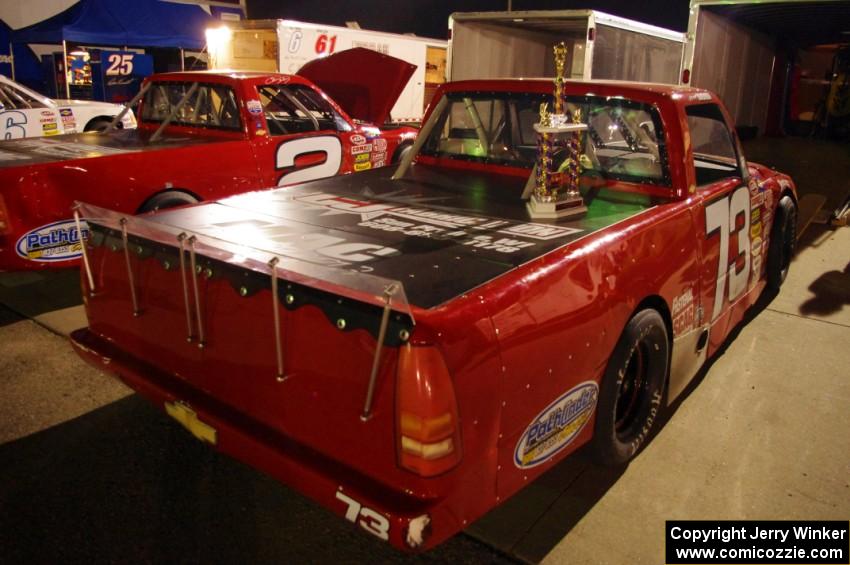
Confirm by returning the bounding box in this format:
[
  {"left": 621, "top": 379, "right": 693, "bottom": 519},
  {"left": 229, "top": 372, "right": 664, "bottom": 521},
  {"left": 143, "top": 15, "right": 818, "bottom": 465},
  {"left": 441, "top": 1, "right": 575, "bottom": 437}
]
[
  {"left": 396, "top": 344, "right": 462, "bottom": 476},
  {"left": 0, "top": 194, "right": 10, "bottom": 235}
]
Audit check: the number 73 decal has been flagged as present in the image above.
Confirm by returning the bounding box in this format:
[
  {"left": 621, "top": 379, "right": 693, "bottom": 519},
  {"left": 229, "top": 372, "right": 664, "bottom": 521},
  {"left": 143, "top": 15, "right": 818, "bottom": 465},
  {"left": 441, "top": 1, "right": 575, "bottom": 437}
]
[{"left": 705, "top": 186, "right": 751, "bottom": 321}]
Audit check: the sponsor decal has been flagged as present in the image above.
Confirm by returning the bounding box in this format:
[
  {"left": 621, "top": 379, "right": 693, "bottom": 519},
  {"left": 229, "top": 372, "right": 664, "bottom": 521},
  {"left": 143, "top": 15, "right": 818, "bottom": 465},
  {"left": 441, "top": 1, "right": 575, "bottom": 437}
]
[
  {"left": 15, "top": 219, "right": 89, "bottom": 262},
  {"left": 290, "top": 192, "right": 584, "bottom": 254},
  {"left": 370, "top": 151, "right": 387, "bottom": 163},
  {"left": 42, "top": 122, "right": 59, "bottom": 136},
  {"left": 354, "top": 161, "right": 372, "bottom": 172},
  {"left": 750, "top": 192, "right": 764, "bottom": 207},
  {"left": 59, "top": 108, "right": 73, "bottom": 117},
  {"left": 748, "top": 179, "right": 759, "bottom": 196},
  {"left": 351, "top": 143, "right": 372, "bottom": 155},
  {"left": 372, "top": 160, "right": 386, "bottom": 168},
  {"left": 41, "top": 110, "right": 54, "bottom": 117},
  {"left": 373, "top": 138, "right": 387, "bottom": 151},
  {"left": 39, "top": 117, "right": 57, "bottom": 124},
  {"left": 264, "top": 76, "right": 291, "bottom": 84},
  {"left": 672, "top": 287, "right": 696, "bottom": 335},
  {"left": 354, "top": 152, "right": 370, "bottom": 164},
  {"left": 515, "top": 381, "right": 598, "bottom": 468},
  {"left": 246, "top": 99, "right": 263, "bottom": 115},
  {"left": 349, "top": 134, "right": 366, "bottom": 145}
]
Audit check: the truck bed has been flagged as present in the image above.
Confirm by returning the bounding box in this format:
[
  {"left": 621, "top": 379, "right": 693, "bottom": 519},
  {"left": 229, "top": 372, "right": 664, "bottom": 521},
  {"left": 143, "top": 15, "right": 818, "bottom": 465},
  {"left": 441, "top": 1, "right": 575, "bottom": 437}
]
[
  {"left": 0, "top": 129, "right": 227, "bottom": 169},
  {"left": 91, "top": 165, "right": 655, "bottom": 309}
]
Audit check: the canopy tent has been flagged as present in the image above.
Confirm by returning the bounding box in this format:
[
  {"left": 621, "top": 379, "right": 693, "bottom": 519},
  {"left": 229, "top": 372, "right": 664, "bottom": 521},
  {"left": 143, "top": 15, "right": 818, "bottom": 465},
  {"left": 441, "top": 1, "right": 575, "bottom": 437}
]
[{"left": 11, "top": 0, "right": 215, "bottom": 50}]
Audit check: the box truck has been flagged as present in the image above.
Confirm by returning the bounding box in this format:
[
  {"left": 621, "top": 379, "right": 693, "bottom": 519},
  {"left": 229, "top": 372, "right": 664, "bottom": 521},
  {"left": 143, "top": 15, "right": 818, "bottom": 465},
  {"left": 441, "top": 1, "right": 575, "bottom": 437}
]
[
  {"left": 447, "top": 10, "right": 684, "bottom": 85},
  {"left": 206, "top": 19, "right": 447, "bottom": 123}
]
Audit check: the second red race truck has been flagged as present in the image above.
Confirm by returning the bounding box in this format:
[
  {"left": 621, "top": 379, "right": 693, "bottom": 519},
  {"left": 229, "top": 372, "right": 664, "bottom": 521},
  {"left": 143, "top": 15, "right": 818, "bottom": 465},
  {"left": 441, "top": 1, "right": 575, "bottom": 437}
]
[
  {"left": 0, "top": 48, "right": 417, "bottom": 271},
  {"left": 70, "top": 76, "right": 797, "bottom": 551}
]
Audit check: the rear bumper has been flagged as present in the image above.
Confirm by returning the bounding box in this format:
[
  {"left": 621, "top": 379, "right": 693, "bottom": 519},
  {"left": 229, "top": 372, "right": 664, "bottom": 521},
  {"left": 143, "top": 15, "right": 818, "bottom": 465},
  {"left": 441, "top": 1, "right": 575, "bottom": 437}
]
[{"left": 69, "top": 327, "right": 461, "bottom": 551}]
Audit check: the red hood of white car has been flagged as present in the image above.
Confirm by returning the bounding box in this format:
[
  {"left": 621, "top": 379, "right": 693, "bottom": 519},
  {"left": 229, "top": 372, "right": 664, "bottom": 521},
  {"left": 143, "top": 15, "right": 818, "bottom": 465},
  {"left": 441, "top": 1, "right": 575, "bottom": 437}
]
[{"left": 297, "top": 47, "right": 415, "bottom": 125}]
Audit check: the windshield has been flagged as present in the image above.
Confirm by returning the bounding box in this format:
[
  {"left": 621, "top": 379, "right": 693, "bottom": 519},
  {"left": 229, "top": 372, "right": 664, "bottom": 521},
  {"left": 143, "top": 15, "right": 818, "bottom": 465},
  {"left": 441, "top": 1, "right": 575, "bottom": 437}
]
[{"left": 420, "top": 92, "right": 670, "bottom": 186}]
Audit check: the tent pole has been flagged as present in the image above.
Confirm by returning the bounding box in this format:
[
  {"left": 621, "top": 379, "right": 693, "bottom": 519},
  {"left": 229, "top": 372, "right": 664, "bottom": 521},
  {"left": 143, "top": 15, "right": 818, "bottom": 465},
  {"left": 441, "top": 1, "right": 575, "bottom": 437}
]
[
  {"left": 180, "top": 48, "right": 185, "bottom": 71},
  {"left": 62, "top": 40, "right": 70, "bottom": 98},
  {"left": 9, "top": 42, "right": 14, "bottom": 81}
]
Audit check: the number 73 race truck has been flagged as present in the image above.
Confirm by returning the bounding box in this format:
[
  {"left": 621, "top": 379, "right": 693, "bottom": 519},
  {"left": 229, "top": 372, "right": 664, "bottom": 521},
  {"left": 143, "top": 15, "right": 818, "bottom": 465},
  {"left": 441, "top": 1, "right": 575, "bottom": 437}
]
[
  {"left": 0, "top": 48, "right": 417, "bottom": 271},
  {"left": 69, "top": 64, "right": 798, "bottom": 551}
]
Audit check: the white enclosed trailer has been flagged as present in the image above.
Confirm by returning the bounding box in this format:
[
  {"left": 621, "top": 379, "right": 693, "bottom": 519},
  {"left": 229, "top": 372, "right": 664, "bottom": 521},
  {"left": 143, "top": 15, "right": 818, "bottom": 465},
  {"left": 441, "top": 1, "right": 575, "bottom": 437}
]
[
  {"left": 206, "top": 19, "right": 447, "bottom": 123},
  {"left": 680, "top": 0, "right": 849, "bottom": 134},
  {"left": 447, "top": 10, "right": 684, "bottom": 84}
]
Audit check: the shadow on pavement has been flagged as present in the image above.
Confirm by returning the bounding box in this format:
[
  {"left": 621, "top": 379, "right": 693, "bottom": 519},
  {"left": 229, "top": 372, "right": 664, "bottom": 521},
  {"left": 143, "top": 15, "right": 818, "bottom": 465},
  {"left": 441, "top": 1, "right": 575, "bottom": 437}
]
[
  {"left": 799, "top": 261, "right": 850, "bottom": 318},
  {"left": 0, "top": 270, "right": 82, "bottom": 319},
  {"left": 0, "top": 395, "right": 517, "bottom": 565}
]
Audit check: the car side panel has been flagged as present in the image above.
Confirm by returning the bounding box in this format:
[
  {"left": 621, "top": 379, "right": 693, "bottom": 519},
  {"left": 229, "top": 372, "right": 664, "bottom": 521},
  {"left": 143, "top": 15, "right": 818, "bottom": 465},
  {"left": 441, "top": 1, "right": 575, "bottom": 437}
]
[
  {"left": 485, "top": 201, "right": 701, "bottom": 498},
  {"left": 0, "top": 140, "right": 263, "bottom": 270}
]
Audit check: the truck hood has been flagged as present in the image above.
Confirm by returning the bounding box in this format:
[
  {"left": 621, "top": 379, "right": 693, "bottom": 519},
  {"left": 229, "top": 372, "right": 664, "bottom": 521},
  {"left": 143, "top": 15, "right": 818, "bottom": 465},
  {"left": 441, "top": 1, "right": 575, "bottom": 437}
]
[
  {"left": 93, "top": 165, "right": 652, "bottom": 309},
  {"left": 297, "top": 47, "right": 415, "bottom": 125}
]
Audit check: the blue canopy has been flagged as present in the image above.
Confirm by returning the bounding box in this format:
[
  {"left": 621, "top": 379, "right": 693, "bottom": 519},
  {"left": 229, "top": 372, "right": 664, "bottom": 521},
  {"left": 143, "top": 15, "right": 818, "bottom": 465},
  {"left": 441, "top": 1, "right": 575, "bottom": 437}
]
[{"left": 11, "top": 0, "right": 215, "bottom": 50}]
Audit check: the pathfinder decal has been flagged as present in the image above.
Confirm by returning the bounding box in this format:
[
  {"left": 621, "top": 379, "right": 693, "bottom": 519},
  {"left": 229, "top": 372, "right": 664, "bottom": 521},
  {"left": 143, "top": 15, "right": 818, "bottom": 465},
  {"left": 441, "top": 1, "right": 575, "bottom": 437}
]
[
  {"left": 16, "top": 219, "right": 89, "bottom": 262},
  {"left": 514, "top": 381, "right": 598, "bottom": 469}
]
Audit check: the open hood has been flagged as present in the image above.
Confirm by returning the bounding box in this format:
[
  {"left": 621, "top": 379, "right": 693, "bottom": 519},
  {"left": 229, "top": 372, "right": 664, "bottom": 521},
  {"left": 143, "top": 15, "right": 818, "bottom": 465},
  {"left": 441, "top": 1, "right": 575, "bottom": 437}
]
[{"left": 297, "top": 47, "right": 415, "bottom": 125}]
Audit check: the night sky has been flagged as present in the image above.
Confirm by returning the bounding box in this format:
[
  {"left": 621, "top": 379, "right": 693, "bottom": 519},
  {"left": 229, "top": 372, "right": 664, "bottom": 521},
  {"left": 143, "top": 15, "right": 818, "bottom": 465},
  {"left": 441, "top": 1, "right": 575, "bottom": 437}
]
[{"left": 246, "top": 0, "right": 692, "bottom": 40}]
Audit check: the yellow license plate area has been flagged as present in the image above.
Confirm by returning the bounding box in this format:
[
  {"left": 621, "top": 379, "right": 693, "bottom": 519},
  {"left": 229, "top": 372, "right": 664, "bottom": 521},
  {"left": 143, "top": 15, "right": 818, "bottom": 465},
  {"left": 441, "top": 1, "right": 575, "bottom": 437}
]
[{"left": 165, "top": 401, "right": 217, "bottom": 445}]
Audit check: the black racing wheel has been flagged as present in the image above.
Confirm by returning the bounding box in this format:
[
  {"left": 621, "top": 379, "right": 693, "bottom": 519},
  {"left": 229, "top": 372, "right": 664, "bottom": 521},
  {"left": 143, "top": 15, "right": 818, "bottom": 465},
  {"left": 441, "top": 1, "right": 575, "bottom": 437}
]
[
  {"left": 766, "top": 195, "right": 797, "bottom": 291},
  {"left": 591, "top": 308, "right": 668, "bottom": 466}
]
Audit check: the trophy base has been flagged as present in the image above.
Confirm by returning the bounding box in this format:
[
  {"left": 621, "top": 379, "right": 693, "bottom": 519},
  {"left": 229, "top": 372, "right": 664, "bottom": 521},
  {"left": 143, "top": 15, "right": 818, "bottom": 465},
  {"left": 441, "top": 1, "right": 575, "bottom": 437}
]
[{"left": 527, "top": 193, "right": 587, "bottom": 220}]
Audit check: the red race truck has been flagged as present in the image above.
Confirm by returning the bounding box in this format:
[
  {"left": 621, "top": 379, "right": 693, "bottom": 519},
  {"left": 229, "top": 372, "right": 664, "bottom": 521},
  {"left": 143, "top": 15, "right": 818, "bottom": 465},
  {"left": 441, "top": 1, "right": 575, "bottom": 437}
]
[
  {"left": 71, "top": 77, "right": 797, "bottom": 551},
  {"left": 0, "top": 48, "right": 417, "bottom": 271}
]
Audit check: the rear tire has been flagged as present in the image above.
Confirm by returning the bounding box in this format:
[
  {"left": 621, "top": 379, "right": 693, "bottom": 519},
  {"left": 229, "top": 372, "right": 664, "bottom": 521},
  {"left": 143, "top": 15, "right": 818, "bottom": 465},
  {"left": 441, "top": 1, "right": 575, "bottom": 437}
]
[
  {"left": 766, "top": 195, "right": 797, "bottom": 290},
  {"left": 138, "top": 191, "right": 199, "bottom": 213},
  {"left": 591, "top": 309, "right": 668, "bottom": 466}
]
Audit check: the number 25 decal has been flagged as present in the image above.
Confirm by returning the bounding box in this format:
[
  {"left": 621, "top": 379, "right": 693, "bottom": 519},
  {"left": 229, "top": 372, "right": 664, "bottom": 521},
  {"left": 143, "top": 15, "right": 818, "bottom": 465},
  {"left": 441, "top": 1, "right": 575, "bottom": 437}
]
[
  {"left": 276, "top": 136, "right": 342, "bottom": 186},
  {"left": 335, "top": 490, "right": 390, "bottom": 541},
  {"left": 106, "top": 54, "right": 134, "bottom": 76},
  {"left": 705, "top": 186, "right": 751, "bottom": 321}
]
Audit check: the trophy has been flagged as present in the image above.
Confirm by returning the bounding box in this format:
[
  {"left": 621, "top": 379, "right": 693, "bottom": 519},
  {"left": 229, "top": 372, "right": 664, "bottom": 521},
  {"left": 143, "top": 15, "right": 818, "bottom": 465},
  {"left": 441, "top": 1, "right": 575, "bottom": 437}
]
[{"left": 527, "top": 42, "right": 588, "bottom": 220}]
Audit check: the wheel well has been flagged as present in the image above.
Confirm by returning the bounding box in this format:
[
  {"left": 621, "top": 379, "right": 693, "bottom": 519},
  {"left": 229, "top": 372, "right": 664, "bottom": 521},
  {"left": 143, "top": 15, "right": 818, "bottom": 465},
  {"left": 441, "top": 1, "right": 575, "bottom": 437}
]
[
  {"left": 391, "top": 141, "right": 414, "bottom": 163},
  {"left": 85, "top": 115, "right": 119, "bottom": 131},
  {"left": 633, "top": 295, "right": 673, "bottom": 346},
  {"left": 136, "top": 188, "right": 202, "bottom": 214}
]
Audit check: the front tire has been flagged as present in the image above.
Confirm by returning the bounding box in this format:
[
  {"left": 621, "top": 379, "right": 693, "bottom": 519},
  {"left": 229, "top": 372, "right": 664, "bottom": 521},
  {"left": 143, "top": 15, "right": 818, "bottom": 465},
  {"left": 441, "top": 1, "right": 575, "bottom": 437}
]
[
  {"left": 591, "top": 309, "right": 668, "bottom": 466},
  {"left": 766, "top": 195, "right": 797, "bottom": 291}
]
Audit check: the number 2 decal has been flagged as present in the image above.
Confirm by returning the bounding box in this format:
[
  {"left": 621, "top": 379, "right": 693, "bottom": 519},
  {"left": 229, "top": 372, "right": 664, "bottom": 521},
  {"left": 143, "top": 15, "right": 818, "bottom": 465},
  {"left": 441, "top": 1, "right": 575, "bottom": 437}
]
[
  {"left": 276, "top": 136, "right": 342, "bottom": 186},
  {"left": 335, "top": 490, "right": 390, "bottom": 541},
  {"left": 705, "top": 186, "right": 751, "bottom": 321}
]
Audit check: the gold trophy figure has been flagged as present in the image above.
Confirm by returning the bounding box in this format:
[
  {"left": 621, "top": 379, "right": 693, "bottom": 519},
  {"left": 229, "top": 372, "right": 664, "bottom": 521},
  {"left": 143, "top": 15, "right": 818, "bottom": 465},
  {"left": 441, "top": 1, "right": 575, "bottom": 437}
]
[
  {"left": 553, "top": 42, "right": 567, "bottom": 116},
  {"left": 527, "top": 43, "right": 588, "bottom": 220}
]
